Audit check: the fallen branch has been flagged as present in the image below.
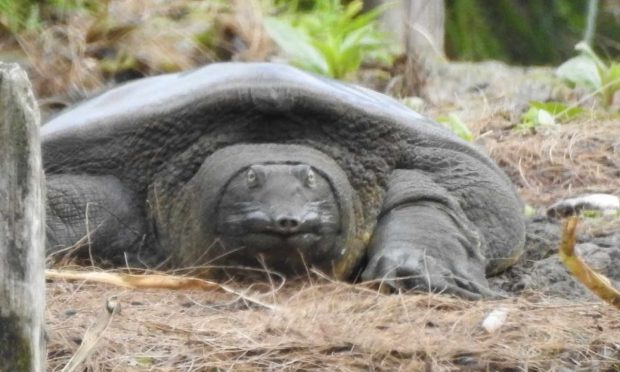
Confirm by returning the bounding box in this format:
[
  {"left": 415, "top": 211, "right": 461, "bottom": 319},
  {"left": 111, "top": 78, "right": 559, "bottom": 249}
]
[
  {"left": 558, "top": 216, "right": 620, "bottom": 310},
  {"left": 46, "top": 269, "right": 278, "bottom": 311},
  {"left": 46, "top": 269, "right": 221, "bottom": 290}
]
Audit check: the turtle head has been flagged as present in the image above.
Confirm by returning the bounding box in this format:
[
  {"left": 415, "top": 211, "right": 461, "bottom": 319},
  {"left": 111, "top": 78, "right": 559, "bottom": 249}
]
[
  {"left": 215, "top": 163, "right": 341, "bottom": 270},
  {"left": 167, "top": 144, "right": 361, "bottom": 278}
]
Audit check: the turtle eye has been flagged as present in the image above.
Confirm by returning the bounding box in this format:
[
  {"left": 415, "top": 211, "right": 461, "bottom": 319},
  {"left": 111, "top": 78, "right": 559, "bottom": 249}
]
[
  {"left": 304, "top": 168, "right": 316, "bottom": 188},
  {"left": 247, "top": 168, "right": 258, "bottom": 188}
]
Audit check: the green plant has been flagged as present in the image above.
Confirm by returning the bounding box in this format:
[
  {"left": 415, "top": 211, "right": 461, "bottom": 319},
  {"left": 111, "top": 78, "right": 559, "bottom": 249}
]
[
  {"left": 580, "top": 209, "right": 602, "bottom": 219},
  {"left": 524, "top": 205, "right": 536, "bottom": 218},
  {"left": 436, "top": 114, "right": 474, "bottom": 142},
  {"left": 516, "top": 101, "right": 585, "bottom": 132},
  {"left": 0, "top": 0, "right": 100, "bottom": 33},
  {"left": 263, "top": 0, "right": 395, "bottom": 79},
  {"left": 556, "top": 41, "right": 620, "bottom": 108},
  {"left": 0, "top": 0, "right": 40, "bottom": 31}
]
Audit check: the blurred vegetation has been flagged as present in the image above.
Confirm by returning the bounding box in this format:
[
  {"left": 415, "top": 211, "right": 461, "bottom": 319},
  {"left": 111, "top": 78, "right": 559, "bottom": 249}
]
[
  {"left": 2, "top": 0, "right": 620, "bottom": 68},
  {"left": 264, "top": 0, "right": 394, "bottom": 78},
  {"left": 445, "top": 0, "right": 620, "bottom": 65},
  {"left": 517, "top": 101, "right": 586, "bottom": 133},
  {"left": 0, "top": 0, "right": 101, "bottom": 32},
  {"left": 436, "top": 114, "right": 473, "bottom": 142},
  {"left": 557, "top": 41, "right": 620, "bottom": 107},
  {"left": 1, "top": 0, "right": 619, "bottom": 93}
]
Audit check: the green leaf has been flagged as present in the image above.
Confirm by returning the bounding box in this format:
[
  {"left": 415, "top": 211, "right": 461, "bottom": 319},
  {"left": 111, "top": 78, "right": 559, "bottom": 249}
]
[
  {"left": 343, "top": 0, "right": 363, "bottom": 20},
  {"left": 312, "top": 38, "right": 339, "bottom": 77},
  {"left": 528, "top": 101, "right": 584, "bottom": 121},
  {"left": 605, "top": 63, "right": 620, "bottom": 91},
  {"left": 263, "top": 0, "right": 395, "bottom": 79},
  {"left": 343, "top": 2, "right": 392, "bottom": 34},
  {"left": 134, "top": 356, "right": 154, "bottom": 367},
  {"left": 340, "top": 25, "right": 369, "bottom": 53},
  {"left": 574, "top": 41, "right": 607, "bottom": 71},
  {"left": 556, "top": 55, "right": 602, "bottom": 90},
  {"left": 519, "top": 106, "right": 556, "bottom": 131},
  {"left": 264, "top": 17, "right": 330, "bottom": 75},
  {"left": 524, "top": 205, "right": 536, "bottom": 218},
  {"left": 581, "top": 209, "right": 602, "bottom": 219},
  {"left": 602, "top": 63, "right": 620, "bottom": 107},
  {"left": 436, "top": 114, "right": 474, "bottom": 142},
  {"left": 534, "top": 108, "right": 555, "bottom": 126}
]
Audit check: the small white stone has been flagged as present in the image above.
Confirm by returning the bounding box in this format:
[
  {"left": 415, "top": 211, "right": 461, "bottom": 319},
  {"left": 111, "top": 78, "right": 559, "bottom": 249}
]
[{"left": 481, "top": 307, "right": 509, "bottom": 333}]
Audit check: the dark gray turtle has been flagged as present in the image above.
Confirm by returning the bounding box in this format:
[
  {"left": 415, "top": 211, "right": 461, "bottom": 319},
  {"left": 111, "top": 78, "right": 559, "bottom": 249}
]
[{"left": 43, "top": 63, "right": 525, "bottom": 299}]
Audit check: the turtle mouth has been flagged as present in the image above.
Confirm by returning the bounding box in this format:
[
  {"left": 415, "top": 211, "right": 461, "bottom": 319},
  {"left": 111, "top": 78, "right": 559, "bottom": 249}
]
[{"left": 240, "top": 232, "right": 322, "bottom": 249}]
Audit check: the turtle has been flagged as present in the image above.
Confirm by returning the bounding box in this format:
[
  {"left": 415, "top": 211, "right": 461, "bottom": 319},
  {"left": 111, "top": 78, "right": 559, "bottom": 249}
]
[{"left": 42, "top": 62, "right": 525, "bottom": 299}]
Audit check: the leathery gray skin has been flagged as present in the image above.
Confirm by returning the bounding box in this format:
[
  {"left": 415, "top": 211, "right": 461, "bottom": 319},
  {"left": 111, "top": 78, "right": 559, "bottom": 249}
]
[
  {"left": 42, "top": 62, "right": 526, "bottom": 299},
  {"left": 215, "top": 163, "right": 341, "bottom": 274}
]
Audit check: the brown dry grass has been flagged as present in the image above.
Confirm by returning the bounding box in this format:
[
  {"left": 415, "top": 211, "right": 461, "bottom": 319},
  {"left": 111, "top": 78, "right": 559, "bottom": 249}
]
[
  {"left": 485, "top": 117, "right": 620, "bottom": 207},
  {"left": 415, "top": 61, "right": 620, "bottom": 210},
  {"left": 6, "top": 0, "right": 272, "bottom": 117},
  {"left": 46, "top": 276, "right": 620, "bottom": 371}
]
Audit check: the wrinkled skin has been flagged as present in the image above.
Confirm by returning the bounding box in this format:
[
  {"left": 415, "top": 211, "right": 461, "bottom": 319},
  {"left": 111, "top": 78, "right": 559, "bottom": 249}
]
[
  {"left": 359, "top": 169, "right": 500, "bottom": 299},
  {"left": 215, "top": 163, "right": 341, "bottom": 273},
  {"left": 362, "top": 202, "right": 495, "bottom": 299},
  {"left": 42, "top": 62, "right": 526, "bottom": 298}
]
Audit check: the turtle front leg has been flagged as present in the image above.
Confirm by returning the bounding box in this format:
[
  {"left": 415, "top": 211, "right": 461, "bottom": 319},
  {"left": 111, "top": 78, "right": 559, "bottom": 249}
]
[
  {"left": 46, "top": 174, "right": 148, "bottom": 264},
  {"left": 362, "top": 170, "right": 496, "bottom": 299}
]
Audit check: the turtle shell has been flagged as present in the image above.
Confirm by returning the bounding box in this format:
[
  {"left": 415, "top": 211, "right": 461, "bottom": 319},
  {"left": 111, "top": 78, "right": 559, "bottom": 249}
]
[{"left": 42, "top": 63, "right": 524, "bottom": 278}]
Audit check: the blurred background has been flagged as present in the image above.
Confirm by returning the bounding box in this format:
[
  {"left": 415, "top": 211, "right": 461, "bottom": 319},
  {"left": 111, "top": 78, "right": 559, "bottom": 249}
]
[{"left": 1, "top": 0, "right": 619, "bottom": 96}]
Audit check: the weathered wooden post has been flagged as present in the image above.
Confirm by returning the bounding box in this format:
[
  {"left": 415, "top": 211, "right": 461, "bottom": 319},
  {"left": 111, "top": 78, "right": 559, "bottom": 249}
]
[
  {"left": 0, "top": 63, "right": 45, "bottom": 371},
  {"left": 367, "top": 0, "right": 445, "bottom": 57},
  {"left": 366, "top": 0, "right": 445, "bottom": 96}
]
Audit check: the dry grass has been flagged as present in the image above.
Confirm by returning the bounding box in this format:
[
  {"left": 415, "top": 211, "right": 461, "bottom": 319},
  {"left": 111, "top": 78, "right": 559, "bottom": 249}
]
[
  {"left": 15, "top": 0, "right": 217, "bottom": 100},
  {"left": 6, "top": 0, "right": 272, "bottom": 118},
  {"left": 485, "top": 117, "right": 620, "bottom": 207},
  {"left": 417, "top": 62, "right": 620, "bottom": 209},
  {"left": 46, "top": 276, "right": 620, "bottom": 371}
]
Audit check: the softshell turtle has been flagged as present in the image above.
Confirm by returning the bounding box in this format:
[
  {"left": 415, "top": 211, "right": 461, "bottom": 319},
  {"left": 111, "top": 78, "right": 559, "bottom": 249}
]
[{"left": 43, "top": 63, "right": 525, "bottom": 298}]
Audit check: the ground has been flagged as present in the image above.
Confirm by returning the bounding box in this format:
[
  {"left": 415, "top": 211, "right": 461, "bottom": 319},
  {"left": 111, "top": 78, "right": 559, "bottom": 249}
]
[
  {"left": 46, "top": 279, "right": 620, "bottom": 371},
  {"left": 2, "top": 2, "right": 619, "bottom": 369}
]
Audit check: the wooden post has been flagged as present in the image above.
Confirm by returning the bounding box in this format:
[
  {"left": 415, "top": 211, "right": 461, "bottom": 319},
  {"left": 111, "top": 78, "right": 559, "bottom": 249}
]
[
  {"left": 366, "top": 0, "right": 445, "bottom": 56},
  {"left": 403, "top": 0, "right": 445, "bottom": 57},
  {"left": 0, "top": 63, "right": 45, "bottom": 371},
  {"left": 366, "top": 0, "right": 445, "bottom": 97}
]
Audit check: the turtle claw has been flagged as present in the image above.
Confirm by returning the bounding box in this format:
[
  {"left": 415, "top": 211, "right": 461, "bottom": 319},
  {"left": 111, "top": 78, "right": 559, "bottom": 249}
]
[{"left": 362, "top": 249, "right": 495, "bottom": 300}]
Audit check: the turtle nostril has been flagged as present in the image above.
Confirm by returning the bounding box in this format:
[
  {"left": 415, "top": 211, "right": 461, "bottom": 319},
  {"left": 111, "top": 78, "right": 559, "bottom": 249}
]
[{"left": 276, "top": 217, "right": 301, "bottom": 233}]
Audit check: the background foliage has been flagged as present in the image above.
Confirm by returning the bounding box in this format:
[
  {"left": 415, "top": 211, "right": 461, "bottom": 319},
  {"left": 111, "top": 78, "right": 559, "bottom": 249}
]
[
  {"left": 445, "top": 0, "right": 620, "bottom": 65},
  {"left": 2, "top": 0, "right": 620, "bottom": 66},
  {"left": 264, "top": 0, "right": 393, "bottom": 78}
]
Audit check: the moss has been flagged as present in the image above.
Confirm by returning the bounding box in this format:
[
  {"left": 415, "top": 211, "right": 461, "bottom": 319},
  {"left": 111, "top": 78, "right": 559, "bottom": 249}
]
[{"left": 0, "top": 313, "right": 33, "bottom": 371}]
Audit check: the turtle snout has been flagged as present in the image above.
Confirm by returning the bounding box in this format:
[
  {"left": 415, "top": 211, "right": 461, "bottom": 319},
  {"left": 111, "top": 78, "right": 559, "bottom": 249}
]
[{"left": 274, "top": 215, "right": 302, "bottom": 234}]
